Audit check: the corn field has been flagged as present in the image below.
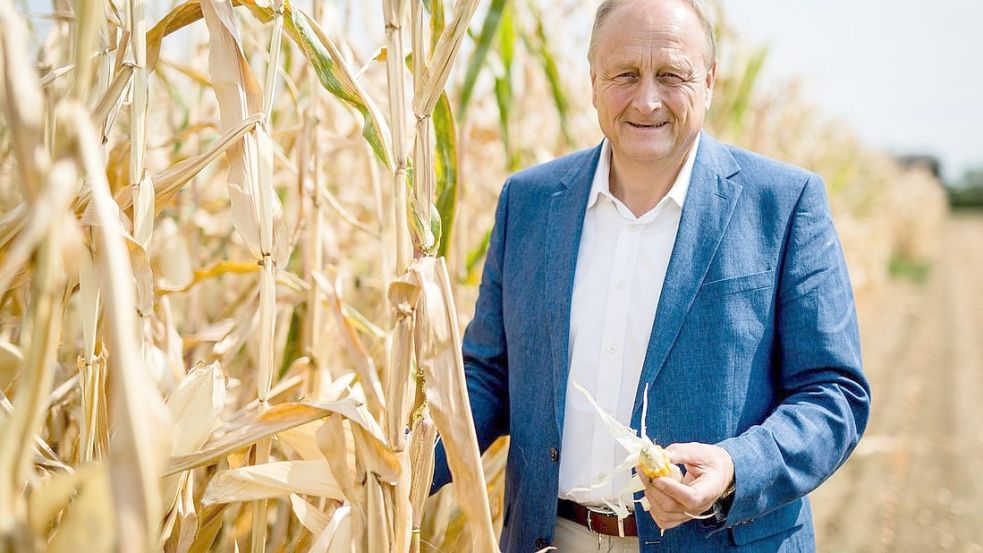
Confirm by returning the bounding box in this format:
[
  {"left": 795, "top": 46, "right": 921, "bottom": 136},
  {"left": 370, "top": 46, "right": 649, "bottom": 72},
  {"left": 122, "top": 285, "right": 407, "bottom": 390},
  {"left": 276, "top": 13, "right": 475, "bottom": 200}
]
[{"left": 0, "top": 1, "right": 946, "bottom": 553}]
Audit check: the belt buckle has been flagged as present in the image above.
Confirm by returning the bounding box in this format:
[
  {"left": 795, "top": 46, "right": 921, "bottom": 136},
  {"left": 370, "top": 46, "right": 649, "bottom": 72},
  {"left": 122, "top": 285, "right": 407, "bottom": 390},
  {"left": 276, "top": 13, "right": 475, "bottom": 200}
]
[
  {"left": 585, "top": 505, "right": 620, "bottom": 536},
  {"left": 589, "top": 505, "right": 627, "bottom": 538}
]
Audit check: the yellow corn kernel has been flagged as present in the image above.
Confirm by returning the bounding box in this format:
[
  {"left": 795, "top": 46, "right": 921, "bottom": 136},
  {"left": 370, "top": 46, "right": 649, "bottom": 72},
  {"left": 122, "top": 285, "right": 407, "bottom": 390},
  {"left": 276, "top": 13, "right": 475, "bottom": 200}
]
[
  {"left": 638, "top": 444, "right": 679, "bottom": 480},
  {"left": 638, "top": 444, "right": 670, "bottom": 478}
]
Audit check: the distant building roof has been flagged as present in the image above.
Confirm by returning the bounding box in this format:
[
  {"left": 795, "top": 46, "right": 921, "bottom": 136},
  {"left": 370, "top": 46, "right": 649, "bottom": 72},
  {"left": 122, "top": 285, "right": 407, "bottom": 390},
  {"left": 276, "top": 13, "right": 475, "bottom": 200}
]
[{"left": 896, "top": 155, "right": 942, "bottom": 179}]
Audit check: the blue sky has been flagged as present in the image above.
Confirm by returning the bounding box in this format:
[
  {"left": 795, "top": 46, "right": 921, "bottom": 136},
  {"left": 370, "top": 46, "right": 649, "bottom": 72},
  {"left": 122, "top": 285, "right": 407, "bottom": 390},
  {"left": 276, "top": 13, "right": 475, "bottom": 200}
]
[{"left": 717, "top": 0, "right": 983, "bottom": 182}]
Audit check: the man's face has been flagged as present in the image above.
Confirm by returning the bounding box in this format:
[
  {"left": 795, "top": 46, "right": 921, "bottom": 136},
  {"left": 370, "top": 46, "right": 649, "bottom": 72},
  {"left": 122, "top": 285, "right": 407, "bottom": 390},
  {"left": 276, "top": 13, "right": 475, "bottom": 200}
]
[{"left": 590, "top": 0, "right": 715, "bottom": 169}]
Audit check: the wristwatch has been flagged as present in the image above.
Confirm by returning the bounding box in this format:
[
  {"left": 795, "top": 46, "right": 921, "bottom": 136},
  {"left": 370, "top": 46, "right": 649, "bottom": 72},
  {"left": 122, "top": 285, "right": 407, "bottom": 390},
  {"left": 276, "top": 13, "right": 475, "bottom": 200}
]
[{"left": 699, "top": 480, "right": 736, "bottom": 530}]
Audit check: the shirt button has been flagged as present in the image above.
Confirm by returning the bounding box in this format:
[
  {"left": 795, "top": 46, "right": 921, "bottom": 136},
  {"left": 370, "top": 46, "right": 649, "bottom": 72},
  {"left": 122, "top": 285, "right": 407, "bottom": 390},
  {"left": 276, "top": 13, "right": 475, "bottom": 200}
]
[
  {"left": 549, "top": 447, "right": 559, "bottom": 462},
  {"left": 628, "top": 223, "right": 639, "bottom": 231},
  {"left": 608, "top": 344, "right": 617, "bottom": 353},
  {"left": 616, "top": 280, "right": 626, "bottom": 290}
]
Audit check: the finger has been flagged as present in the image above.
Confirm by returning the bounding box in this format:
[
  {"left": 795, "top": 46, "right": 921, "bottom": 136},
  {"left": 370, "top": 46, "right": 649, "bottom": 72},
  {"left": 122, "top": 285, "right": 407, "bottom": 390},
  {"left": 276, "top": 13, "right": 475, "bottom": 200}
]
[
  {"left": 665, "top": 442, "right": 709, "bottom": 468},
  {"left": 651, "top": 510, "right": 691, "bottom": 531},
  {"left": 643, "top": 484, "right": 689, "bottom": 514},
  {"left": 654, "top": 476, "right": 706, "bottom": 511}
]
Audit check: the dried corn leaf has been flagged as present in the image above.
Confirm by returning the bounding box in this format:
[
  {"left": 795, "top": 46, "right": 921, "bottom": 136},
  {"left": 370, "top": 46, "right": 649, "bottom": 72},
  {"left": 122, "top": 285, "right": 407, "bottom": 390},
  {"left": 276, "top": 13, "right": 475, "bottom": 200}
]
[
  {"left": 132, "top": 173, "right": 155, "bottom": 247},
  {"left": 278, "top": 421, "right": 328, "bottom": 461},
  {"left": 0, "top": 165, "right": 75, "bottom": 297},
  {"left": 288, "top": 494, "right": 331, "bottom": 536},
  {"left": 171, "top": 475, "right": 199, "bottom": 553},
  {"left": 309, "top": 504, "right": 352, "bottom": 553},
  {"left": 408, "top": 415, "right": 437, "bottom": 528},
  {"left": 186, "top": 504, "right": 228, "bottom": 553},
  {"left": 352, "top": 422, "right": 401, "bottom": 485},
  {"left": 0, "top": 162, "right": 71, "bottom": 535},
  {"left": 200, "top": 0, "right": 271, "bottom": 259},
  {"left": 28, "top": 463, "right": 87, "bottom": 534},
  {"left": 365, "top": 475, "right": 391, "bottom": 553},
  {"left": 201, "top": 460, "right": 343, "bottom": 505},
  {"left": 0, "top": 0, "right": 47, "bottom": 199},
  {"left": 312, "top": 272, "right": 385, "bottom": 417},
  {"left": 413, "top": 0, "right": 481, "bottom": 117},
  {"left": 0, "top": 341, "right": 22, "bottom": 390},
  {"left": 410, "top": 257, "right": 497, "bottom": 552},
  {"left": 70, "top": 104, "right": 172, "bottom": 552},
  {"left": 166, "top": 399, "right": 385, "bottom": 475},
  {"left": 47, "top": 462, "right": 114, "bottom": 553},
  {"left": 161, "top": 361, "right": 226, "bottom": 514}
]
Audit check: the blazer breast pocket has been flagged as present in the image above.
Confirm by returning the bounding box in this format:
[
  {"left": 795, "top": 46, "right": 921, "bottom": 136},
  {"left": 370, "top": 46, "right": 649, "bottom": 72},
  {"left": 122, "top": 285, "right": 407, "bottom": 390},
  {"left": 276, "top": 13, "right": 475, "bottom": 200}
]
[{"left": 699, "top": 269, "right": 774, "bottom": 299}]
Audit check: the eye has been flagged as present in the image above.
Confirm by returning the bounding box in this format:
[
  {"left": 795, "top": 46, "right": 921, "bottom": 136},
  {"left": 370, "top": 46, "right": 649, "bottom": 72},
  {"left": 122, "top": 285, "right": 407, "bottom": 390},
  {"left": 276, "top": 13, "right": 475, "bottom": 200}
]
[
  {"left": 658, "top": 72, "right": 685, "bottom": 86},
  {"left": 614, "top": 71, "right": 638, "bottom": 81}
]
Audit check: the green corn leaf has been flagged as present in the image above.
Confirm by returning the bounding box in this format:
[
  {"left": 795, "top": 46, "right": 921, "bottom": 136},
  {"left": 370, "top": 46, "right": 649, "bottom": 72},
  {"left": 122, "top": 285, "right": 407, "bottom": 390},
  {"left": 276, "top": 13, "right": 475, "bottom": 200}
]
[
  {"left": 498, "top": 0, "right": 515, "bottom": 70},
  {"left": 284, "top": 8, "right": 393, "bottom": 169},
  {"left": 427, "top": 0, "right": 446, "bottom": 54},
  {"left": 458, "top": 0, "right": 508, "bottom": 121},
  {"left": 464, "top": 226, "right": 492, "bottom": 285},
  {"left": 495, "top": 1, "right": 517, "bottom": 170},
  {"left": 728, "top": 46, "right": 768, "bottom": 138},
  {"left": 523, "top": 3, "right": 573, "bottom": 147},
  {"left": 433, "top": 92, "right": 459, "bottom": 258}
]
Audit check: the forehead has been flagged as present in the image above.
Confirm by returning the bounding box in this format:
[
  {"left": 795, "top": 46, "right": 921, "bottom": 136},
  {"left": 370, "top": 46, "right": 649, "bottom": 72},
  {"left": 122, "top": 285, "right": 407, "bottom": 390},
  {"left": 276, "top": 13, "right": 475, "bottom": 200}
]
[{"left": 592, "top": 0, "right": 707, "bottom": 68}]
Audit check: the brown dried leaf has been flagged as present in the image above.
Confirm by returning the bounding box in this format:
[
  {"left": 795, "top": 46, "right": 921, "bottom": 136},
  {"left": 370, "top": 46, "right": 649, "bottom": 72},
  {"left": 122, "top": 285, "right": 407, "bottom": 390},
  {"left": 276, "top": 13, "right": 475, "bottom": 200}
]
[
  {"left": 166, "top": 399, "right": 385, "bottom": 475},
  {"left": 46, "top": 462, "right": 114, "bottom": 553},
  {"left": 411, "top": 257, "right": 497, "bottom": 552},
  {"left": 161, "top": 361, "right": 226, "bottom": 514},
  {"left": 201, "top": 460, "right": 343, "bottom": 505},
  {"left": 288, "top": 494, "right": 331, "bottom": 536},
  {"left": 309, "top": 504, "right": 352, "bottom": 553}
]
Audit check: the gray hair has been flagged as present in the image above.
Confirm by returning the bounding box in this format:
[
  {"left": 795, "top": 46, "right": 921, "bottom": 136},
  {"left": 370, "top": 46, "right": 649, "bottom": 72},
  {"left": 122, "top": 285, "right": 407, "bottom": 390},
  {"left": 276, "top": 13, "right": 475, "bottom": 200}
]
[{"left": 587, "top": 0, "right": 717, "bottom": 69}]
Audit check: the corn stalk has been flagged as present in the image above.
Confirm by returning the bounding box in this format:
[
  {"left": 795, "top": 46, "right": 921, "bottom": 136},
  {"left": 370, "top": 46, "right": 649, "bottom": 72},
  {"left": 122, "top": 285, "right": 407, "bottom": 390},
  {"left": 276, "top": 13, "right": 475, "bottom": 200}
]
[{"left": 0, "top": 5, "right": 62, "bottom": 549}]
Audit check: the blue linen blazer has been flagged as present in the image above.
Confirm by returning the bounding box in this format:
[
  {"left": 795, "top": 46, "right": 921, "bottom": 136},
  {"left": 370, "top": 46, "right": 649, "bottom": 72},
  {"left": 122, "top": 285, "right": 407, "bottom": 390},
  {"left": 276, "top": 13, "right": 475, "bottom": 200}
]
[{"left": 432, "top": 132, "right": 871, "bottom": 552}]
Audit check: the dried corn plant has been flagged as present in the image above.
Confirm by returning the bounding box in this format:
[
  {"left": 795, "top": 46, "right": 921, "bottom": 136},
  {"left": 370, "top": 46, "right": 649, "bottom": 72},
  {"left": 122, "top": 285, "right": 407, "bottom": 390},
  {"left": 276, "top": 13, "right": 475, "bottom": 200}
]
[
  {"left": 0, "top": 0, "right": 509, "bottom": 551},
  {"left": 0, "top": 0, "right": 947, "bottom": 552}
]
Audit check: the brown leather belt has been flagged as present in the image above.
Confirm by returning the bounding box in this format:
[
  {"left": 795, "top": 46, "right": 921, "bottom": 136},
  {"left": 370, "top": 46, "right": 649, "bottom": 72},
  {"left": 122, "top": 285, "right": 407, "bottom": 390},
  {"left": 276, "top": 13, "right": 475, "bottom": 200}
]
[{"left": 557, "top": 498, "right": 638, "bottom": 537}]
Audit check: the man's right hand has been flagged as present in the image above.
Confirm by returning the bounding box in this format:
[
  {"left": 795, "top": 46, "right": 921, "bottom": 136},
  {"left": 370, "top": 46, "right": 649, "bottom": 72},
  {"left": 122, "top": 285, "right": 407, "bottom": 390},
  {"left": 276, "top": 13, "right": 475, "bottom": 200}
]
[{"left": 637, "top": 442, "right": 734, "bottom": 531}]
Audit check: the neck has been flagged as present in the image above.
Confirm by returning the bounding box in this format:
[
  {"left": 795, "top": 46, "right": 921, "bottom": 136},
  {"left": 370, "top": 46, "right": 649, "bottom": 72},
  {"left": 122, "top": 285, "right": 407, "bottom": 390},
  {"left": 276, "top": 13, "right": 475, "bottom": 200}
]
[{"left": 608, "top": 143, "right": 692, "bottom": 217}]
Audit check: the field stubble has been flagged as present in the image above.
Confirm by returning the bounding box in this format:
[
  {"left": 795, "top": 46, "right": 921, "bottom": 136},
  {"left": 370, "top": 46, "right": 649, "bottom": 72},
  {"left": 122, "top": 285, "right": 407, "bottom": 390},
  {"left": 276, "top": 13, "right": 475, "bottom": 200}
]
[{"left": 812, "top": 212, "right": 983, "bottom": 553}]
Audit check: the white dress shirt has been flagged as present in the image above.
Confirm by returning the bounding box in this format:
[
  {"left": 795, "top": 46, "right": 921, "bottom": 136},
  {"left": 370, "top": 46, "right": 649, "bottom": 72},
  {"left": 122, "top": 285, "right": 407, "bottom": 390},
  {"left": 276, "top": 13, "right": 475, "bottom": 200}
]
[{"left": 558, "top": 135, "right": 700, "bottom": 507}]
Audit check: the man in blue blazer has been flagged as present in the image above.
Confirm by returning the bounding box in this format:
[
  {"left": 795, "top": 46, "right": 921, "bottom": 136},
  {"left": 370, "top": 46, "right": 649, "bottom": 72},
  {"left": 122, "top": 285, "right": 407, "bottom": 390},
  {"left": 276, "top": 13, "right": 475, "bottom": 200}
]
[{"left": 432, "top": 0, "right": 871, "bottom": 550}]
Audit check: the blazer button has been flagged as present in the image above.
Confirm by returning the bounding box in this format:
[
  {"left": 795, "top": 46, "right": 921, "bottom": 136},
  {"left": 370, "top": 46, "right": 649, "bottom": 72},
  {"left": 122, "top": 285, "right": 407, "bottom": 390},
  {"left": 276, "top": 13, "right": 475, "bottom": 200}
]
[
  {"left": 535, "top": 538, "right": 550, "bottom": 550},
  {"left": 549, "top": 447, "right": 559, "bottom": 462}
]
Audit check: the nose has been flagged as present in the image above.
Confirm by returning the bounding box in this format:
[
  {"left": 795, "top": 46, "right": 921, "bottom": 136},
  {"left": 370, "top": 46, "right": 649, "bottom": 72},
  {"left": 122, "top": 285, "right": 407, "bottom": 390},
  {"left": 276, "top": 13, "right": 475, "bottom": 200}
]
[{"left": 631, "top": 77, "right": 663, "bottom": 114}]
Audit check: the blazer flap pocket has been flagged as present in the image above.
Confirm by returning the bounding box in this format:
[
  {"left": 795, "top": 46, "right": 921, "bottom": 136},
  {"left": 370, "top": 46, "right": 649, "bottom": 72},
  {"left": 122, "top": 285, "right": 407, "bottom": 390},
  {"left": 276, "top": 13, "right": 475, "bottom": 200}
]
[
  {"left": 729, "top": 499, "right": 805, "bottom": 546},
  {"left": 700, "top": 269, "right": 774, "bottom": 298}
]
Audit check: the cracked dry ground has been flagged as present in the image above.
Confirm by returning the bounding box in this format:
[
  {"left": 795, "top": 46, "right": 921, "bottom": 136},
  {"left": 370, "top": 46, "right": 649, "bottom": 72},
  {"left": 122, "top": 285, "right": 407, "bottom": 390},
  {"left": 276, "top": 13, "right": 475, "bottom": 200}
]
[{"left": 810, "top": 212, "right": 983, "bottom": 553}]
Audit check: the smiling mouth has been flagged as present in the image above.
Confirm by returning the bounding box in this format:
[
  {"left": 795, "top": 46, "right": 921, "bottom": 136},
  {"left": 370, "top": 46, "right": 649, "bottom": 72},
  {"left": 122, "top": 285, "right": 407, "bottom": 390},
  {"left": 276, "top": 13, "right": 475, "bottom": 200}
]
[{"left": 627, "top": 121, "right": 669, "bottom": 129}]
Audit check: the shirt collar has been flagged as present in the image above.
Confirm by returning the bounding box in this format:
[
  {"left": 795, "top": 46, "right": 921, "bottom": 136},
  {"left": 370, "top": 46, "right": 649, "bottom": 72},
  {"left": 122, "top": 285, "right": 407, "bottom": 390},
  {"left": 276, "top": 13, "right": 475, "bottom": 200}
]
[{"left": 586, "top": 133, "right": 701, "bottom": 213}]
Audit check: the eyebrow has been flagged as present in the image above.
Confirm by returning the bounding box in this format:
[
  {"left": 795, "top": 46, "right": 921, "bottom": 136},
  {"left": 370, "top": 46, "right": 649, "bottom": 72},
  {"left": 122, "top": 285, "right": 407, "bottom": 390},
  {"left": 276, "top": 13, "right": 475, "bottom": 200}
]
[{"left": 602, "top": 58, "right": 695, "bottom": 75}]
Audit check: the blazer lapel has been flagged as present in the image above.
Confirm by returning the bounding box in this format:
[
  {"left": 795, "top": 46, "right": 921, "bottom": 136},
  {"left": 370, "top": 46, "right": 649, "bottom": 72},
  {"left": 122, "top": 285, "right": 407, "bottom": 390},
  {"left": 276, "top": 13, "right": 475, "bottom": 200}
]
[
  {"left": 545, "top": 145, "right": 602, "bottom": 435},
  {"left": 631, "top": 135, "right": 743, "bottom": 424}
]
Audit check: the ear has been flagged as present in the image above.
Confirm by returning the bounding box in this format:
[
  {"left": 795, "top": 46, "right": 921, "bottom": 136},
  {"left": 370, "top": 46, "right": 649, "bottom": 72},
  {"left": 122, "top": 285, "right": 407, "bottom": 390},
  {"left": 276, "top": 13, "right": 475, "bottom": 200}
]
[{"left": 704, "top": 61, "right": 717, "bottom": 111}]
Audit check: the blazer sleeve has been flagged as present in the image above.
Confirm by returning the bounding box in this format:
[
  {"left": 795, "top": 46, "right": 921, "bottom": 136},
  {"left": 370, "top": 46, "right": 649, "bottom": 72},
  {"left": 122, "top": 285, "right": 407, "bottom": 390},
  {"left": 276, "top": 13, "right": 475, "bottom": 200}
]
[
  {"left": 431, "top": 179, "right": 513, "bottom": 492},
  {"left": 716, "top": 173, "right": 872, "bottom": 525}
]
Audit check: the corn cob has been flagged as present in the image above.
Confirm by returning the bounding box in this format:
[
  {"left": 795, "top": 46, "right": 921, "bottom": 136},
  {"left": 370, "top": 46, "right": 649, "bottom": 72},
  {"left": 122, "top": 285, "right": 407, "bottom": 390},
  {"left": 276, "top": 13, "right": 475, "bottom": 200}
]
[{"left": 638, "top": 443, "right": 682, "bottom": 481}]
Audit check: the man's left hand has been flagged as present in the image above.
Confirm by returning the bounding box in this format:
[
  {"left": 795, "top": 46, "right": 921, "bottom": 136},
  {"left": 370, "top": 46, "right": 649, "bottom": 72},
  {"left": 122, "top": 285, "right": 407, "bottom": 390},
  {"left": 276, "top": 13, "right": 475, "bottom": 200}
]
[{"left": 637, "top": 442, "right": 735, "bottom": 531}]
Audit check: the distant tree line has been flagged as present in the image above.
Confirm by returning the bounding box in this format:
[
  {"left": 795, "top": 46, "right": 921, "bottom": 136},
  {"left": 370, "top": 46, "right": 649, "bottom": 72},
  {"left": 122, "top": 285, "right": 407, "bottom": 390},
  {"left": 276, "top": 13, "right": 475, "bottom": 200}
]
[{"left": 948, "top": 167, "right": 983, "bottom": 209}]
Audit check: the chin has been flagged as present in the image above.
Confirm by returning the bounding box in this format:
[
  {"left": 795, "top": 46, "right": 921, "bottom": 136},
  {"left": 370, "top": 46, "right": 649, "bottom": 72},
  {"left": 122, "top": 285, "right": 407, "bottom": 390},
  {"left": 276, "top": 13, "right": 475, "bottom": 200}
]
[{"left": 620, "top": 145, "right": 674, "bottom": 165}]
